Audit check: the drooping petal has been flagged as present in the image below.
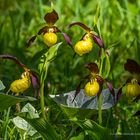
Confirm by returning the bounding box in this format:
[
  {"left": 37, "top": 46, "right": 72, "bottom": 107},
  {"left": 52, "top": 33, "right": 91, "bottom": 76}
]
[
  {"left": 44, "top": 10, "right": 59, "bottom": 26},
  {"left": 96, "top": 75, "right": 104, "bottom": 85},
  {"left": 106, "top": 82, "right": 115, "bottom": 97},
  {"left": 30, "top": 71, "right": 40, "bottom": 98},
  {"left": 26, "top": 35, "right": 37, "bottom": 47},
  {"left": 92, "top": 34, "right": 104, "bottom": 48},
  {"left": 72, "top": 80, "right": 83, "bottom": 103},
  {"left": 68, "top": 22, "right": 91, "bottom": 32},
  {"left": 61, "top": 32, "right": 73, "bottom": 47},
  {"left": 72, "top": 75, "right": 90, "bottom": 103},
  {"left": 116, "top": 87, "right": 123, "bottom": 101},
  {"left": 0, "top": 54, "right": 25, "bottom": 68},
  {"left": 85, "top": 62, "right": 99, "bottom": 74},
  {"left": 38, "top": 26, "right": 48, "bottom": 35},
  {"left": 124, "top": 59, "right": 140, "bottom": 74}
]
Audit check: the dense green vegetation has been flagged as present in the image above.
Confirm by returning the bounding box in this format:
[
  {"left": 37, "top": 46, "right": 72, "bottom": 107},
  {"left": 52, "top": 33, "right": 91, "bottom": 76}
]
[{"left": 0, "top": 0, "right": 140, "bottom": 139}]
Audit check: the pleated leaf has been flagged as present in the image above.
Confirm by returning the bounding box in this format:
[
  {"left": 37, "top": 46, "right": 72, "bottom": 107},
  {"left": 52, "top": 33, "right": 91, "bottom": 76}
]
[
  {"left": 74, "top": 119, "right": 112, "bottom": 140},
  {"left": 0, "top": 94, "right": 36, "bottom": 112},
  {"left": 22, "top": 117, "right": 61, "bottom": 140}
]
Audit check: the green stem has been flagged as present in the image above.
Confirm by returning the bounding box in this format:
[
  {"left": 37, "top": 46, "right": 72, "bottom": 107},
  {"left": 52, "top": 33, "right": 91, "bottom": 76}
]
[
  {"left": 98, "top": 93, "right": 102, "bottom": 125},
  {"left": 40, "top": 64, "right": 49, "bottom": 120},
  {"left": 98, "top": 48, "right": 104, "bottom": 125},
  {"left": 38, "top": 43, "right": 61, "bottom": 120},
  {"left": 40, "top": 81, "right": 46, "bottom": 120}
]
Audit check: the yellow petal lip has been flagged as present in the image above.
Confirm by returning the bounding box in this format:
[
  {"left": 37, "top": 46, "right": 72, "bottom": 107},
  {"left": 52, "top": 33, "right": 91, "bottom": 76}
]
[
  {"left": 84, "top": 81, "right": 100, "bottom": 97},
  {"left": 74, "top": 39, "right": 93, "bottom": 56},
  {"left": 10, "top": 72, "right": 31, "bottom": 94},
  {"left": 125, "top": 83, "right": 140, "bottom": 97},
  {"left": 43, "top": 32, "right": 57, "bottom": 47}
]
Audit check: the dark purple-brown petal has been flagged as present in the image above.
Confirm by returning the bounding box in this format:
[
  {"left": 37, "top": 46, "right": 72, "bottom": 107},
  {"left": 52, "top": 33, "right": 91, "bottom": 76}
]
[
  {"left": 68, "top": 22, "right": 91, "bottom": 32},
  {"left": 124, "top": 59, "right": 140, "bottom": 74},
  {"left": 72, "top": 75, "right": 90, "bottom": 103},
  {"left": 91, "top": 34, "right": 104, "bottom": 48},
  {"left": 72, "top": 80, "right": 83, "bottom": 103},
  {"left": 0, "top": 54, "right": 25, "bottom": 68},
  {"left": 116, "top": 86, "right": 124, "bottom": 101},
  {"left": 61, "top": 32, "right": 73, "bottom": 47},
  {"left": 106, "top": 82, "right": 115, "bottom": 97},
  {"left": 30, "top": 71, "right": 40, "bottom": 98},
  {"left": 44, "top": 10, "right": 59, "bottom": 26},
  {"left": 85, "top": 62, "right": 99, "bottom": 74},
  {"left": 93, "top": 34, "right": 104, "bottom": 48},
  {"left": 26, "top": 35, "right": 37, "bottom": 47},
  {"left": 96, "top": 75, "right": 104, "bottom": 85},
  {"left": 38, "top": 26, "right": 48, "bottom": 35}
]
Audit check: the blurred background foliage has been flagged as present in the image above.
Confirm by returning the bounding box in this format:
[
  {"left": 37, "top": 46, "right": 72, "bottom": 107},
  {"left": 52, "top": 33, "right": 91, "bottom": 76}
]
[{"left": 0, "top": 0, "right": 140, "bottom": 139}]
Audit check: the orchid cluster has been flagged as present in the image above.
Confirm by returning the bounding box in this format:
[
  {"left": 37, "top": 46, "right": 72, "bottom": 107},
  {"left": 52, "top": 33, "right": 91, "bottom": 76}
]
[
  {"left": 1, "top": 9, "right": 138, "bottom": 120},
  {"left": 0, "top": 10, "right": 112, "bottom": 104}
]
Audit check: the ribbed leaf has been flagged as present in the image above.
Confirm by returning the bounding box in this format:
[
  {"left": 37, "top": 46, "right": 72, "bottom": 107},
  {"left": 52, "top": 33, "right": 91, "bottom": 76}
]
[
  {"left": 0, "top": 94, "right": 36, "bottom": 112},
  {"left": 22, "top": 117, "right": 61, "bottom": 140},
  {"left": 74, "top": 119, "right": 112, "bottom": 140}
]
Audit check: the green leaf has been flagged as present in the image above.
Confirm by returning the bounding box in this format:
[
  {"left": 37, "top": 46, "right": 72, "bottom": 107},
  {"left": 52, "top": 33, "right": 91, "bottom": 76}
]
[
  {"left": 13, "top": 103, "right": 39, "bottom": 137},
  {"left": 21, "top": 103, "right": 39, "bottom": 118},
  {"left": 69, "top": 132, "right": 85, "bottom": 140},
  {"left": 73, "top": 119, "right": 112, "bottom": 140},
  {"left": 100, "top": 49, "right": 111, "bottom": 78},
  {"left": 94, "top": 4, "right": 100, "bottom": 26},
  {"left": 0, "top": 80, "right": 5, "bottom": 91},
  {"left": 38, "top": 42, "right": 62, "bottom": 81},
  {"left": 22, "top": 117, "right": 61, "bottom": 140},
  {"left": 38, "top": 42, "right": 62, "bottom": 72},
  {"left": 0, "top": 94, "right": 36, "bottom": 112},
  {"left": 13, "top": 116, "right": 37, "bottom": 136}
]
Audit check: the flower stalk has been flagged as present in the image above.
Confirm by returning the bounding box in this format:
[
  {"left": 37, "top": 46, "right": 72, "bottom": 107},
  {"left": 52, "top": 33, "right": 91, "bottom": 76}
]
[{"left": 38, "top": 43, "right": 62, "bottom": 119}]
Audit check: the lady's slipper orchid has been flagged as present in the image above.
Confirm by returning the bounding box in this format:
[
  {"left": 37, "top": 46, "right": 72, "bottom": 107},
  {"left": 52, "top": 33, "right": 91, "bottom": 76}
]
[
  {"left": 27, "top": 10, "right": 72, "bottom": 47},
  {"left": 72, "top": 62, "right": 115, "bottom": 102},
  {"left": 68, "top": 22, "right": 104, "bottom": 56},
  {"left": 0, "top": 54, "right": 40, "bottom": 97}
]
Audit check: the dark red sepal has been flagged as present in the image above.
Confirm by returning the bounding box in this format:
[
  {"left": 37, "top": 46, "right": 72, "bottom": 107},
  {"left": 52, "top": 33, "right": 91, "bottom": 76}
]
[
  {"left": 85, "top": 62, "right": 99, "bottom": 74},
  {"left": 44, "top": 10, "right": 59, "bottom": 26},
  {"left": 0, "top": 54, "right": 25, "bottom": 68},
  {"left": 124, "top": 59, "right": 140, "bottom": 74},
  {"left": 68, "top": 22, "right": 91, "bottom": 32}
]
